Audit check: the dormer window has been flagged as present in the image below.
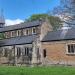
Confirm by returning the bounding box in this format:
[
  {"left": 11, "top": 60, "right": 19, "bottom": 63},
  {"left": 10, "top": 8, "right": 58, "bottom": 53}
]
[
  {"left": 32, "top": 27, "right": 36, "bottom": 34},
  {"left": 26, "top": 29, "right": 29, "bottom": 35},
  {"left": 17, "top": 30, "right": 22, "bottom": 36},
  {"left": 11, "top": 31, "right": 16, "bottom": 37}
]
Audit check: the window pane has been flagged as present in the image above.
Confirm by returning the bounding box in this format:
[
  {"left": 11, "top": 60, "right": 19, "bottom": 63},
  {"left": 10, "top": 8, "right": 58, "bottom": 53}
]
[
  {"left": 33, "top": 28, "right": 36, "bottom": 33},
  {"left": 71, "top": 45, "right": 74, "bottom": 53},
  {"left": 27, "top": 48, "right": 29, "bottom": 56},
  {"left": 26, "top": 29, "right": 29, "bottom": 35},
  {"left": 24, "top": 48, "right": 26, "bottom": 55},
  {"left": 17, "top": 48, "right": 21, "bottom": 57},
  {"left": 32, "top": 27, "right": 36, "bottom": 34},
  {"left": 68, "top": 45, "right": 70, "bottom": 53}
]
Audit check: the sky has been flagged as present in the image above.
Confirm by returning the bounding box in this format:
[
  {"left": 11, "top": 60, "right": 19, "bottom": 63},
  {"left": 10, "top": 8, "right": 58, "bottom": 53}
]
[{"left": 0, "top": 0, "right": 60, "bottom": 25}]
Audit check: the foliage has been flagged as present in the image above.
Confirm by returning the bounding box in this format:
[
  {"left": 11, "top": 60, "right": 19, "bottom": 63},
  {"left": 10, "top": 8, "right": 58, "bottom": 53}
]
[
  {"left": 26, "top": 14, "right": 49, "bottom": 22},
  {"left": 0, "top": 66, "right": 75, "bottom": 75},
  {"left": 53, "top": 0, "right": 75, "bottom": 26},
  {"left": 25, "top": 14, "right": 62, "bottom": 30},
  {"left": 0, "top": 33, "right": 5, "bottom": 39}
]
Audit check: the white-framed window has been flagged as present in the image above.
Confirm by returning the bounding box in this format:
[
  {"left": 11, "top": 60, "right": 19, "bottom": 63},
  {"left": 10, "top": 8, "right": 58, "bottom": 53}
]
[
  {"left": 67, "top": 44, "right": 75, "bottom": 54},
  {"left": 11, "top": 31, "right": 16, "bottom": 37},
  {"left": 26, "top": 29, "right": 29, "bottom": 35},
  {"left": 32, "top": 27, "right": 36, "bottom": 34},
  {"left": 17, "top": 30, "right": 22, "bottom": 36}
]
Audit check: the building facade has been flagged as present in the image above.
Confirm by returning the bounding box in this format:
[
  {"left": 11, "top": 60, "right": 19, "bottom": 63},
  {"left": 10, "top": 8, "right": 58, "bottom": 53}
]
[
  {"left": 0, "top": 14, "right": 75, "bottom": 66},
  {"left": 0, "top": 19, "right": 52, "bottom": 66},
  {"left": 42, "top": 29, "right": 75, "bottom": 66}
]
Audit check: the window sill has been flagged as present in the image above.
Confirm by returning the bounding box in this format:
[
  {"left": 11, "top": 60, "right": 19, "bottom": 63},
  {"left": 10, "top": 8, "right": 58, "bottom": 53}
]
[{"left": 66, "top": 53, "right": 75, "bottom": 55}]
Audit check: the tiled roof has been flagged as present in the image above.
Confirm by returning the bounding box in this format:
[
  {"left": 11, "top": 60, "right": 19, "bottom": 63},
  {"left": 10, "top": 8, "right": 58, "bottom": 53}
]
[
  {"left": 0, "top": 35, "right": 36, "bottom": 47},
  {"left": 0, "top": 20, "right": 43, "bottom": 32},
  {"left": 42, "top": 28, "right": 75, "bottom": 42}
]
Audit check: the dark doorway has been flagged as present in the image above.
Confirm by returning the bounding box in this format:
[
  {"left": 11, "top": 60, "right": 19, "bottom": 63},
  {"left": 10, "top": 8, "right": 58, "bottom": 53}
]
[{"left": 43, "top": 49, "right": 46, "bottom": 58}]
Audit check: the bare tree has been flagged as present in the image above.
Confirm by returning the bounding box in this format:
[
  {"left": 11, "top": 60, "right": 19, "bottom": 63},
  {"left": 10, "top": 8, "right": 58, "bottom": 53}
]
[{"left": 53, "top": 0, "right": 75, "bottom": 27}]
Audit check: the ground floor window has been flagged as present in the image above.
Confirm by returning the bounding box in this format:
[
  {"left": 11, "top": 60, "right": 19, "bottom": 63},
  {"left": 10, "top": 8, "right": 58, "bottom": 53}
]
[
  {"left": 67, "top": 44, "right": 75, "bottom": 54},
  {"left": 17, "top": 47, "right": 21, "bottom": 57},
  {"left": 24, "top": 47, "right": 29, "bottom": 56},
  {"left": 4, "top": 48, "right": 8, "bottom": 57}
]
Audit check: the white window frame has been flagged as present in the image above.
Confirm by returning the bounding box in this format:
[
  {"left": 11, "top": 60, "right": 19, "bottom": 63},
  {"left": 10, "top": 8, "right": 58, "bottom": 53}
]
[
  {"left": 32, "top": 27, "right": 36, "bottom": 34},
  {"left": 26, "top": 29, "right": 29, "bottom": 35},
  {"left": 17, "top": 30, "right": 22, "bottom": 36},
  {"left": 11, "top": 31, "right": 16, "bottom": 37},
  {"left": 66, "top": 43, "right": 75, "bottom": 54}
]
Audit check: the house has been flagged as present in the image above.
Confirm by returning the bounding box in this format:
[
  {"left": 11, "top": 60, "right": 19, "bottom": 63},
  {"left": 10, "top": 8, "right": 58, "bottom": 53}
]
[
  {"left": 0, "top": 13, "right": 75, "bottom": 66},
  {"left": 42, "top": 28, "right": 75, "bottom": 66},
  {"left": 0, "top": 16, "right": 52, "bottom": 65}
]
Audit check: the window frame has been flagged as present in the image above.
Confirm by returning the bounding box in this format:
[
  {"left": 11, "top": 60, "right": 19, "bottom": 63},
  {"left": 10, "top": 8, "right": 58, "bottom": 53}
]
[
  {"left": 32, "top": 27, "right": 36, "bottom": 34},
  {"left": 24, "top": 47, "right": 29, "bottom": 56},
  {"left": 66, "top": 43, "right": 75, "bottom": 54},
  {"left": 17, "top": 30, "right": 22, "bottom": 36},
  {"left": 26, "top": 29, "right": 29, "bottom": 35},
  {"left": 17, "top": 47, "right": 21, "bottom": 57},
  {"left": 11, "top": 31, "right": 16, "bottom": 37}
]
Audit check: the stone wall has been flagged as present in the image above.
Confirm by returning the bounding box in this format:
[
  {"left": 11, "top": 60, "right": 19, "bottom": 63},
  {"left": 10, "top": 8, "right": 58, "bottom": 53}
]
[
  {"left": 41, "top": 40, "right": 75, "bottom": 66},
  {"left": 0, "top": 44, "right": 33, "bottom": 65},
  {"left": 4, "top": 26, "right": 41, "bottom": 39}
]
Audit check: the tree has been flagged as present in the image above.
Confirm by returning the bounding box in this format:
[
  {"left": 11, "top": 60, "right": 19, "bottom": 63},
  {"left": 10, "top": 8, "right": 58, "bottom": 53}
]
[
  {"left": 53, "top": 0, "right": 75, "bottom": 27},
  {"left": 0, "top": 33, "right": 5, "bottom": 39},
  {"left": 25, "top": 14, "right": 62, "bottom": 30}
]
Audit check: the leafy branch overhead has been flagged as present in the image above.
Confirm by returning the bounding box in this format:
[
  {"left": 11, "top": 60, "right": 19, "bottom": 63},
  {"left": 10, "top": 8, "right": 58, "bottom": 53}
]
[{"left": 25, "top": 14, "right": 62, "bottom": 30}]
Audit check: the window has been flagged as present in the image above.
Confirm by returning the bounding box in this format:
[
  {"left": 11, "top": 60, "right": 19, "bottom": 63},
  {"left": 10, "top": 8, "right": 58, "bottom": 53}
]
[
  {"left": 43, "top": 49, "right": 46, "bottom": 58},
  {"left": 11, "top": 31, "right": 16, "bottom": 37},
  {"left": 32, "top": 27, "right": 36, "bottom": 34},
  {"left": 29, "top": 48, "right": 32, "bottom": 54},
  {"left": 17, "top": 30, "right": 23, "bottom": 36},
  {"left": 26, "top": 29, "right": 29, "bottom": 35},
  {"left": 4, "top": 48, "right": 8, "bottom": 57},
  {"left": 17, "top": 47, "right": 21, "bottom": 57},
  {"left": 67, "top": 44, "right": 75, "bottom": 54},
  {"left": 24, "top": 47, "right": 29, "bottom": 56},
  {"left": 5, "top": 32, "right": 11, "bottom": 38}
]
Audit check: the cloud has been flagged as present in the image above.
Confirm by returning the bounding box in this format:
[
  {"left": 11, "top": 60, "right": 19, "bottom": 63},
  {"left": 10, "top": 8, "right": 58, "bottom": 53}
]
[{"left": 5, "top": 19, "right": 24, "bottom": 26}]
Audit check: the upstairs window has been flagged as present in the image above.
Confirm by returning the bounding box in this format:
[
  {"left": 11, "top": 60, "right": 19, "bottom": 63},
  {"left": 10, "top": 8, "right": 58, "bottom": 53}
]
[
  {"left": 5, "top": 32, "right": 11, "bottom": 38},
  {"left": 17, "top": 30, "right": 22, "bottom": 36},
  {"left": 26, "top": 29, "right": 29, "bottom": 35},
  {"left": 67, "top": 44, "right": 75, "bottom": 54},
  {"left": 11, "top": 31, "right": 16, "bottom": 37},
  {"left": 32, "top": 27, "right": 36, "bottom": 34}
]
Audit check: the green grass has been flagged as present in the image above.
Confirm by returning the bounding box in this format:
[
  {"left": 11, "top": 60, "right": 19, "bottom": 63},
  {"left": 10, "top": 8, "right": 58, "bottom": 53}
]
[{"left": 0, "top": 66, "right": 75, "bottom": 75}]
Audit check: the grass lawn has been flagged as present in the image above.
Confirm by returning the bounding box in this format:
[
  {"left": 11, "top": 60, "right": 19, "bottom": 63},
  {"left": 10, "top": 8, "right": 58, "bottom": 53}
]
[{"left": 0, "top": 66, "right": 75, "bottom": 75}]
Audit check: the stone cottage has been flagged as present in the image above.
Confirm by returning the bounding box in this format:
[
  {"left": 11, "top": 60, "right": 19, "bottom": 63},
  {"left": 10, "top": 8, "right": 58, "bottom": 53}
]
[
  {"left": 0, "top": 14, "right": 75, "bottom": 66},
  {"left": 42, "top": 28, "right": 75, "bottom": 66},
  {"left": 0, "top": 17, "right": 52, "bottom": 65}
]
